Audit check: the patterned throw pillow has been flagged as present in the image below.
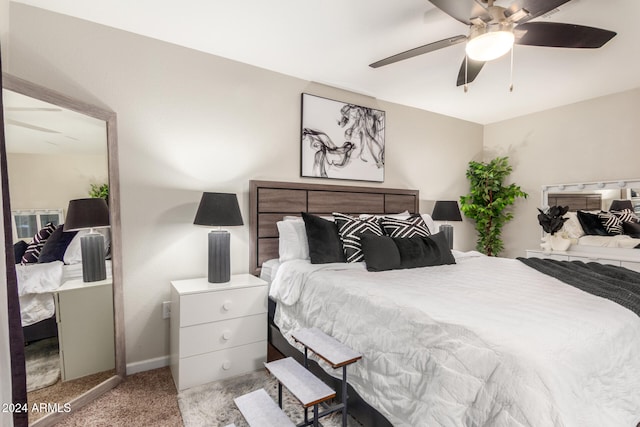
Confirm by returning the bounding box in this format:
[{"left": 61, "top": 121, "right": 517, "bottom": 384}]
[
  {"left": 333, "top": 212, "right": 384, "bottom": 263},
  {"left": 598, "top": 212, "right": 623, "bottom": 235},
  {"left": 612, "top": 208, "right": 639, "bottom": 223},
  {"left": 379, "top": 215, "right": 432, "bottom": 238},
  {"left": 21, "top": 222, "right": 57, "bottom": 264}
]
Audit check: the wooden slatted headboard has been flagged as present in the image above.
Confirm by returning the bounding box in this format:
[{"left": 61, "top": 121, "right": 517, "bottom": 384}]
[
  {"left": 249, "top": 180, "right": 420, "bottom": 275},
  {"left": 548, "top": 193, "right": 602, "bottom": 211}
]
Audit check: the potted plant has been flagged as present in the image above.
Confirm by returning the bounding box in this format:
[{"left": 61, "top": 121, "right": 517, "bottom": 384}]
[
  {"left": 89, "top": 183, "right": 109, "bottom": 204},
  {"left": 537, "top": 205, "right": 571, "bottom": 251},
  {"left": 460, "top": 156, "right": 528, "bottom": 256}
]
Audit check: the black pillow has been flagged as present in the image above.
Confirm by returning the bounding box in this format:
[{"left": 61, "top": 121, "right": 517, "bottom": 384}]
[
  {"left": 38, "top": 224, "right": 78, "bottom": 263},
  {"left": 360, "top": 234, "right": 401, "bottom": 271},
  {"left": 394, "top": 232, "right": 456, "bottom": 269},
  {"left": 576, "top": 211, "right": 610, "bottom": 236},
  {"left": 623, "top": 221, "right": 640, "bottom": 238},
  {"left": 13, "top": 240, "right": 28, "bottom": 264},
  {"left": 301, "top": 212, "right": 346, "bottom": 264}
]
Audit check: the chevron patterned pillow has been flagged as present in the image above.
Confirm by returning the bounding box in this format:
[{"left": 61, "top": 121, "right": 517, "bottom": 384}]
[
  {"left": 598, "top": 212, "right": 623, "bottom": 235},
  {"left": 379, "top": 215, "right": 432, "bottom": 238},
  {"left": 21, "top": 222, "right": 57, "bottom": 264},
  {"left": 612, "top": 208, "right": 639, "bottom": 223},
  {"left": 333, "top": 212, "right": 384, "bottom": 263}
]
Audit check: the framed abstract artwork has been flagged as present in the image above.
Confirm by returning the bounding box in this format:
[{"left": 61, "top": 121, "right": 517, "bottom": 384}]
[{"left": 300, "top": 93, "right": 385, "bottom": 182}]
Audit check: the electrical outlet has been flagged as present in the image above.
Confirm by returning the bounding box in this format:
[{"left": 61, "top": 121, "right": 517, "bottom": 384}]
[{"left": 162, "top": 301, "right": 171, "bottom": 319}]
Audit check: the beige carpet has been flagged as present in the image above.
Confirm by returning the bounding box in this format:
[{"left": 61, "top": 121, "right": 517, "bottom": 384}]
[{"left": 54, "top": 367, "right": 182, "bottom": 427}]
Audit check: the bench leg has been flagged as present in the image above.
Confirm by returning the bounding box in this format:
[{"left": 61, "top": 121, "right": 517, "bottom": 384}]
[
  {"left": 342, "top": 366, "right": 347, "bottom": 427},
  {"left": 313, "top": 404, "right": 319, "bottom": 427},
  {"left": 278, "top": 382, "right": 283, "bottom": 408}
]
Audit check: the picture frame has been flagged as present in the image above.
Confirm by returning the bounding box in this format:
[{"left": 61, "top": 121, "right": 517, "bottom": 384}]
[{"left": 300, "top": 93, "right": 385, "bottom": 182}]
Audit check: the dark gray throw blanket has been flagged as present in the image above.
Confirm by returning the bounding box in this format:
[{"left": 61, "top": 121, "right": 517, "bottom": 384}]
[{"left": 517, "top": 257, "right": 640, "bottom": 317}]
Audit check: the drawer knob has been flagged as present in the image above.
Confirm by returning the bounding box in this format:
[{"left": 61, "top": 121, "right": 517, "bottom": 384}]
[
  {"left": 222, "top": 331, "right": 232, "bottom": 340},
  {"left": 222, "top": 301, "right": 232, "bottom": 311},
  {"left": 222, "top": 361, "right": 231, "bottom": 370}
]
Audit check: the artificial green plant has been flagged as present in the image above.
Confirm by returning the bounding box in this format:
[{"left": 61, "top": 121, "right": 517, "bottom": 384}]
[
  {"left": 89, "top": 183, "right": 109, "bottom": 201},
  {"left": 459, "top": 156, "right": 527, "bottom": 256}
]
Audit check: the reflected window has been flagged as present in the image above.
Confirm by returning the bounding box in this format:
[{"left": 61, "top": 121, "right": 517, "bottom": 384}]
[{"left": 12, "top": 209, "right": 63, "bottom": 241}]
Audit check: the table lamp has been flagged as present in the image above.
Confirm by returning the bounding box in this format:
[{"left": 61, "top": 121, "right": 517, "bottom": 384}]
[
  {"left": 432, "top": 200, "right": 462, "bottom": 249},
  {"left": 64, "top": 198, "right": 110, "bottom": 282},
  {"left": 194, "top": 192, "right": 244, "bottom": 283}
]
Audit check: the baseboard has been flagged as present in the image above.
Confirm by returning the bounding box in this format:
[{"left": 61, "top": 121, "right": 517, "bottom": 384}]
[{"left": 126, "top": 355, "right": 169, "bottom": 375}]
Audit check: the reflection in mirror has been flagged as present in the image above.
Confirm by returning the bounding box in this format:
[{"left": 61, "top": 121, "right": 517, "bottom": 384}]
[
  {"left": 542, "top": 179, "right": 640, "bottom": 251},
  {"left": 2, "top": 74, "right": 124, "bottom": 427}
]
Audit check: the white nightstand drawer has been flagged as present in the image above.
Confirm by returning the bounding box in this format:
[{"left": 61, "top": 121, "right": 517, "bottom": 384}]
[
  {"left": 180, "top": 286, "right": 267, "bottom": 327},
  {"left": 180, "top": 313, "right": 267, "bottom": 358},
  {"left": 177, "top": 341, "right": 266, "bottom": 391}
]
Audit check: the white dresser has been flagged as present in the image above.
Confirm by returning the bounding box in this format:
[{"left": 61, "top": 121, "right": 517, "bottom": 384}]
[
  {"left": 526, "top": 248, "right": 640, "bottom": 272},
  {"left": 170, "top": 274, "right": 268, "bottom": 391},
  {"left": 54, "top": 278, "right": 115, "bottom": 381}
]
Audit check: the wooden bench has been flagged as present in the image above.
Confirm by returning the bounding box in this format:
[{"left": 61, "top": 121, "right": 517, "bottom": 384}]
[
  {"left": 233, "top": 388, "right": 295, "bottom": 427},
  {"left": 292, "top": 328, "right": 362, "bottom": 427}
]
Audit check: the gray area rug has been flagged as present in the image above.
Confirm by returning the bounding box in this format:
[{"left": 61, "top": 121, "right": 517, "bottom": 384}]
[
  {"left": 177, "top": 369, "right": 362, "bottom": 427},
  {"left": 25, "top": 337, "right": 60, "bottom": 392}
]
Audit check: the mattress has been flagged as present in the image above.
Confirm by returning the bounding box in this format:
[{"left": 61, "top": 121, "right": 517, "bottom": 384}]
[{"left": 270, "top": 251, "right": 640, "bottom": 427}]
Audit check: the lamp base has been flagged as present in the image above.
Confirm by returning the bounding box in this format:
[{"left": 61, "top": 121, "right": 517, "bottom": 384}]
[
  {"left": 439, "top": 224, "right": 454, "bottom": 250},
  {"left": 81, "top": 233, "right": 106, "bottom": 282},
  {"left": 208, "top": 230, "right": 230, "bottom": 283}
]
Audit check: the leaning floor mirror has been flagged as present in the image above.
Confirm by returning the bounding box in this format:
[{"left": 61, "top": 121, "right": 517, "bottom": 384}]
[{"left": 2, "top": 73, "right": 124, "bottom": 427}]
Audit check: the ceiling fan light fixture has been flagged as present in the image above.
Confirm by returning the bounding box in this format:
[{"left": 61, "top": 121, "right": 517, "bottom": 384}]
[{"left": 465, "top": 25, "right": 514, "bottom": 62}]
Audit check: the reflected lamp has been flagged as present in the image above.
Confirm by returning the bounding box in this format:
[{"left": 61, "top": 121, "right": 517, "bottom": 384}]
[{"left": 64, "top": 198, "right": 110, "bottom": 282}]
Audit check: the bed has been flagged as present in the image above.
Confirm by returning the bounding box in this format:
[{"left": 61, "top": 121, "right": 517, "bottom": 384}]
[
  {"left": 14, "top": 224, "right": 112, "bottom": 343},
  {"left": 250, "top": 180, "right": 640, "bottom": 427}
]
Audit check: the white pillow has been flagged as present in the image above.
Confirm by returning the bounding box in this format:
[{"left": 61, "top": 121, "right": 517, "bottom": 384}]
[
  {"left": 63, "top": 229, "right": 111, "bottom": 265},
  {"left": 561, "top": 212, "right": 585, "bottom": 239},
  {"left": 277, "top": 219, "right": 310, "bottom": 262},
  {"left": 420, "top": 214, "right": 437, "bottom": 235},
  {"left": 359, "top": 210, "right": 410, "bottom": 220}
]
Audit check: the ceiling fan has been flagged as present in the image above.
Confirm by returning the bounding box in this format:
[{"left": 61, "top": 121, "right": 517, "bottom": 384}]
[{"left": 369, "top": 0, "right": 616, "bottom": 88}]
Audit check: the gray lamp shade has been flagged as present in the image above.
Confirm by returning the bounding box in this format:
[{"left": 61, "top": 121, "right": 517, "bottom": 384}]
[
  {"left": 64, "top": 198, "right": 110, "bottom": 231},
  {"left": 432, "top": 201, "right": 462, "bottom": 222},
  {"left": 610, "top": 200, "right": 633, "bottom": 211},
  {"left": 194, "top": 193, "right": 244, "bottom": 227},
  {"left": 194, "top": 192, "right": 243, "bottom": 283}
]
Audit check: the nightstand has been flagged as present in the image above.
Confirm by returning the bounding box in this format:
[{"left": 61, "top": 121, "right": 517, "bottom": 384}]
[
  {"left": 525, "top": 248, "right": 640, "bottom": 272},
  {"left": 54, "top": 278, "right": 115, "bottom": 381},
  {"left": 170, "top": 274, "right": 268, "bottom": 391}
]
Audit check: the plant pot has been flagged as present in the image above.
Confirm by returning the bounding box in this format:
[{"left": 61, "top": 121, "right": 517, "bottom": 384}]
[{"left": 549, "top": 234, "right": 571, "bottom": 251}]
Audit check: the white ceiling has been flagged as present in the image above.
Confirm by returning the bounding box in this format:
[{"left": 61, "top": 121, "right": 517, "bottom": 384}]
[
  {"left": 2, "top": 89, "right": 107, "bottom": 155},
  {"left": 13, "top": 0, "right": 640, "bottom": 124}
]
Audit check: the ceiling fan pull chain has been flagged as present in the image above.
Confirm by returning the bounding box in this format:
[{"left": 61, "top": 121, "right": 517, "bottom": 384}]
[
  {"left": 509, "top": 47, "right": 514, "bottom": 92},
  {"left": 464, "top": 54, "right": 469, "bottom": 93}
]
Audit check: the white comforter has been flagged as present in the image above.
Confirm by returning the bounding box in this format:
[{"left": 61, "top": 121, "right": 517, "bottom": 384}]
[{"left": 270, "top": 251, "right": 640, "bottom": 427}]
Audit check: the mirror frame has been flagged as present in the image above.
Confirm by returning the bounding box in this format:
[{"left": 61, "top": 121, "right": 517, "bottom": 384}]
[
  {"left": 2, "top": 72, "right": 125, "bottom": 426},
  {"left": 542, "top": 179, "right": 640, "bottom": 209}
]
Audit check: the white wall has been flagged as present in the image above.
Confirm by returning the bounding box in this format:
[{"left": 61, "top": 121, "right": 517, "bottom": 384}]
[
  {"left": 484, "top": 88, "right": 640, "bottom": 258},
  {"left": 7, "top": 4, "right": 483, "bottom": 366},
  {"left": 7, "top": 152, "right": 108, "bottom": 211}
]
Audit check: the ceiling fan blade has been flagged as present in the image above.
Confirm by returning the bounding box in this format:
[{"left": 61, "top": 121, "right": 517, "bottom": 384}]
[
  {"left": 506, "top": 0, "right": 571, "bottom": 24},
  {"left": 427, "top": 0, "right": 490, "bottom": 25},
  {"left": 515, "top": 22, "right": 616, "bottom": 48},
  {"left": 456, "top": 57, "right": 485, "bottom": 87},
  {"left": 369, "top": 35, "right": 466, "bottom": 68},
  {"left": 5, "top": 119, "right": 60, "bottom": 133}
]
